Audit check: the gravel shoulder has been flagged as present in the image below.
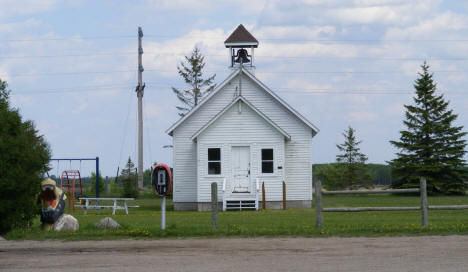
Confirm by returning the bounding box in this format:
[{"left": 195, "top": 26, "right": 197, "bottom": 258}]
[{"left": 1, "top": 236, "right": 468, "bottom": 272}]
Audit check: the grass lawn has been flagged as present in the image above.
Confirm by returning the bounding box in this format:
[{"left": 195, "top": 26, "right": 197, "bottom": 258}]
[{"left": 6, "top": 194, "right": 468, "bottom": 240}]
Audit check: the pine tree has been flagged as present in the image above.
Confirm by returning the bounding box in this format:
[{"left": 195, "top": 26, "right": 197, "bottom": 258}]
[
  {"left": 120, "top": 157, "right": 138, "bottom": 198},
  {"left": 390, "top": 62, "right": 467, "bottom": 194},
  {"left": 0, "top": 80, "right": 51, "bottom": 234},
  {"left": 172, "top": 47, "right": 216, "bottom": 117},
  {"left": 336, "top": 126, "right": 373, "bottom": 189}
]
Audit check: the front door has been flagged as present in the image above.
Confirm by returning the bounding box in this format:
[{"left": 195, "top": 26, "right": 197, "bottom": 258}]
[{"left": 231, "top": 146, "right": 250, "bottom": 193}]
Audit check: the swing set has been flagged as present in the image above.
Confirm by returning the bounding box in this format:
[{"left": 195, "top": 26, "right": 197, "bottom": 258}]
[{"left": 49, "top": 157, "right": 100, "bottom": 211}]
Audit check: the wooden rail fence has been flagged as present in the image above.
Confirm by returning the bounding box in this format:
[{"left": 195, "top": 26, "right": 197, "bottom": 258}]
[{"left": 315, "top": 177, "right": 468, "bottom": 228}]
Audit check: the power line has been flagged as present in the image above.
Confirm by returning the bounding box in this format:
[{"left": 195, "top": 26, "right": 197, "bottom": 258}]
[
  {"left": 9, "top": 70, "right": 135, "bottom": 77},
  {"left": 11, "top": 83, "right": 134, "bottom": 94},
  {"left": 1, "top": 35, "right": 134, "bottom": 42},
  {"left": 3, "top": 51, "right": 468, "bottom": 61},
  {"left": 4, "top": 34, "right": 468, "bottom": 43},
  {"left": 7, "top": 68, "right": 468, "bottom": 78},
  {"left": 10, "top": 82, "right": 467, "bottom": 95},
  {"left": 0, "top": 52, "right": 135, "bottom": 59}
]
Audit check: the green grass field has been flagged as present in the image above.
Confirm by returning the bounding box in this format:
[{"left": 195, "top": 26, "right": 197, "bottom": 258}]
[{"left": 6, "top": 194, "right": 468, "bottom": 240}]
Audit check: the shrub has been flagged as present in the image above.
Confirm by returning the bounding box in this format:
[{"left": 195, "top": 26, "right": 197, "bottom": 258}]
[{"left": 0, "top": 81, "right": 51, "bottom": 234}]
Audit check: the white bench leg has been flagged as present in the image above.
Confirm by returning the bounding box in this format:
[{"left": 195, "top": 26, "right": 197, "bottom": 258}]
[
  {"left": 84, "top": 199, "right": 88, "bottom": 215},
  {"left": 124, "top": 201, "right": 129, "bottom": 215}
]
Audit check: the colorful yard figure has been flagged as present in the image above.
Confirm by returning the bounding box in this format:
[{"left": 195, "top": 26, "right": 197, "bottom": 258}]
[{"left": 38, "top": 178, "right": 66, "bottom": 230}]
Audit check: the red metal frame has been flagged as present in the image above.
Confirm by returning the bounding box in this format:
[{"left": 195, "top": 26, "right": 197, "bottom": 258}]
[{"left": 60, "top": 170, "right": 83, "bottom": 211}]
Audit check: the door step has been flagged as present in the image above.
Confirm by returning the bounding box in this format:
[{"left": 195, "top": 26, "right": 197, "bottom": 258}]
[{"left": 224, "top": 199, "right": 257, "bottom": 211}]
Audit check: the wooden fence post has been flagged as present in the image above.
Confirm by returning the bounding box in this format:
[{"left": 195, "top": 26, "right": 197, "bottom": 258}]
[
  {"left": 315, "top": 179, "right": 323, "bottom": 229},
  {"left": 282, "top": 181, "right": 286, "bottom": 210},
  {"left": 420, "top": 177, "right": 428, "bottom": 227},
  {"left": 262, "top": 182, "right": 266, "bottom": 210},
  {"left": 211, "top": 182, "right": 218, "bottom": 230}
]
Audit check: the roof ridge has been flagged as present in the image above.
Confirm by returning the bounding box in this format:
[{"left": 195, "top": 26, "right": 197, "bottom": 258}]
[{"left": 224, "top": 24, "right": 259, "bottom": 46}]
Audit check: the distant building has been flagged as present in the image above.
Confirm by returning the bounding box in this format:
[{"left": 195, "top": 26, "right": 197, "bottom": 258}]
[{"left": 166, "top": 25, "right": 319, "bottom": 211}]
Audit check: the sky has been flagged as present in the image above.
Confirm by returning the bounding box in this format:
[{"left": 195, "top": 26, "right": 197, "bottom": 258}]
[{"left": 2, "top": 0, "right": 468, "bottom": 176}]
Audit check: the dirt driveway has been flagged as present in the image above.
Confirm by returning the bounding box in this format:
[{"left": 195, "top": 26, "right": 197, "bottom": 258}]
[{"left": 1, "top": 236, "right": 467, "bottom": 272}]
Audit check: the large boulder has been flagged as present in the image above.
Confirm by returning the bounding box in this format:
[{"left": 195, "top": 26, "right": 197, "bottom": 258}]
[
  {"left": 54, "top": 214, "right": 79, "bottom": 231},
  {"left": 94, "top": 217, "right": 121, "bottom": 229}
]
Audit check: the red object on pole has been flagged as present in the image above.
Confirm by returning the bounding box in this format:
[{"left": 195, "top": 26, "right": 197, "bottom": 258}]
[
  {"left": 152, "top": 163, "right": 172, "bottom": 196},
  {"left": 60, "top": 170, "right": 83, "bottom": 211}
]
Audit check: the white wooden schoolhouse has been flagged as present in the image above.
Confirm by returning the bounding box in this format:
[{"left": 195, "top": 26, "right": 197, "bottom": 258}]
[{"left": 166, "top": 24, "right": 319, "bottom": 211}]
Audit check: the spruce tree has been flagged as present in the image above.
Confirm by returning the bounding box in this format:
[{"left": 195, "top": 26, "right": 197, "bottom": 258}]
[
  {"left": 390, "top": 62, "right": 467, "bottom": 194},
  {"left": 172, "top": 46, "right": 216, "bottom": 117},
  {"left": 336, "top": 126, "right": 373, "bottom": 189},
  {"left": 120, "top": 157, "right": 138, "bottom": 198}
]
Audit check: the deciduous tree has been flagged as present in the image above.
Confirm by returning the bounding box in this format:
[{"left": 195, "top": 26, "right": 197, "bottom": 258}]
[{"left": 0, "top": 80, "right": 51, "bottom": 234}]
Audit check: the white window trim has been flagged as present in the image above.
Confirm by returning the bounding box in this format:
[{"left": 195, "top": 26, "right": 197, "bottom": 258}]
[
  {"left": 207, "top": 147, "right": 222, "bottom": 176},
  {"left": 260, "top": 147, "right": 275, "bottom": 176}
]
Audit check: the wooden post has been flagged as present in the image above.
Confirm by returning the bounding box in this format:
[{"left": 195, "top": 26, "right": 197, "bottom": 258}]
[
  {"left": 211, "top": 182, "right": 218, "bottom": 229},
  {"left": 262, "top": 182, "right": 266, "bottom": 210},
  {"left": 315, "top": 179, "right": 323, "bottom": 229},
  {"left": 136, "top": 27, "right": 145, "bottom": 190},
  {"left": 105, "top": 176, "right": 110, "bottom": 195},
  {"left": 420, "top": 177, "right": 428, "bottom": 227},
  {"left": 282, "top": 181, "right": 286, "bottom": 210}
]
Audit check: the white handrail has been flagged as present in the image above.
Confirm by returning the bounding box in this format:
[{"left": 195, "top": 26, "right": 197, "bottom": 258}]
[
  {"left": 256, "top": 178, "right": 259, "bottom": 192},
  {"left": 222, "top": 178, "right": 226, "bottom": 192}
]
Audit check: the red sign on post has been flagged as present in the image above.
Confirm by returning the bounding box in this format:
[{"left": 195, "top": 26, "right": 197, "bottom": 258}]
[{"left": 151, "top": 163, "right": 172, "bottom": 196}]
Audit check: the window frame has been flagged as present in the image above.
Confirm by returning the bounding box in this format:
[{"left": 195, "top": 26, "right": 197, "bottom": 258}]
[
  {"left": 207, "top": 147, "right": 222, "bottom": 175},
  {"left": 261, "top": 148, "right": 275, "bottom": 174}
]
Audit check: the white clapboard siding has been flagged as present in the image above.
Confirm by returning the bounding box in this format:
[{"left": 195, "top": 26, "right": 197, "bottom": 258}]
[
  {"left": 196, "top": 100, "right": 285, "bottom": 202},
  {"left": 172, "top": 83, "right": 238, "bottom": 202},
  {"left": 236, "top": 74, "right": 313, "bottom": 201},
  {"left": 172, "top": 71, "right": 314, "bottom": 203}
]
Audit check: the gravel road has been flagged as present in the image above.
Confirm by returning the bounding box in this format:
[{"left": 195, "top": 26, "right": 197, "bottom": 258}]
[{"left": 1, "top": 236, "right": 467, "bottom": 272}]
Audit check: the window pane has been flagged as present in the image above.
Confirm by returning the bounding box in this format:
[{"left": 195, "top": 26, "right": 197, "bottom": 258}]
[
  {"left": 208, "top": 162, "right": 221, "bottom": 174},
  {"left": 262, "top": 162, "right": 273, "bottom": 173},
  {"left": 262, "top": 149, "right": 273, "bottom": 161},
  {"left": 208, "top": 148, "right": 221, "bottom": 161}
]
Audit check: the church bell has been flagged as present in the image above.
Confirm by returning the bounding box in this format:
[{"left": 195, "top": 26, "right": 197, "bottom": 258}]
[{"left": 234, "top": 49, "right": 250, "bottom": 64}]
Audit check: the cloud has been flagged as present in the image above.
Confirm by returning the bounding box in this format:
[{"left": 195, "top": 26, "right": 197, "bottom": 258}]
[
  {"left": 347, "top": 111, "right": 379, "bottom": 122},
  {"left": 0, "top": 0, "right": 63, "bottom": 18},
  {"left": 256, "top": 25, "right": 336, "bottom": 39},
  {"left": 384, "top": 103, "right": 405, "bottom": 116},
  {"left": 384, "top": 11, "right": 468, "bottom": 40},
  {"left": 144, "top": 28, "right": 227, "bottom": 78},
  {"left": 324, "top": 0, "right": 442, "bottom": 25},
  {"left": 143, "top": 0, "right": 266, "bottom": 14},
  {"left": 0, "top": 18, "right": 44, "bottom": 33}
]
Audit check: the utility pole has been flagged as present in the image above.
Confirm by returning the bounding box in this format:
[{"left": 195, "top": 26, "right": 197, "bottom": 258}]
[{"left": 136, "top": 26, "right": 145, "bottom": 190}]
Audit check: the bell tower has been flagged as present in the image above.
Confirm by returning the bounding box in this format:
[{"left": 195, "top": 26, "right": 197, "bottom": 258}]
[{"left": 224, "top": 24, "right": 258, "bottom": 71}]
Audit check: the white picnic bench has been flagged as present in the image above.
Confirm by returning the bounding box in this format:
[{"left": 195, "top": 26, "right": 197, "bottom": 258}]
[{"left": 75, "top": 198, "right": 139, "bottom": 215}]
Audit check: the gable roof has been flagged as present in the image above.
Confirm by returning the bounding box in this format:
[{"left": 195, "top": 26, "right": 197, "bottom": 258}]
[
  {"left": 191, "top": 96, "right": 291, "bottom": 141},
  {"left": 166, "top": 67, "right": 319, "bottom": 136},
  {"left": 224, "top": 24, "right": 259, "bottom": 48}
]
